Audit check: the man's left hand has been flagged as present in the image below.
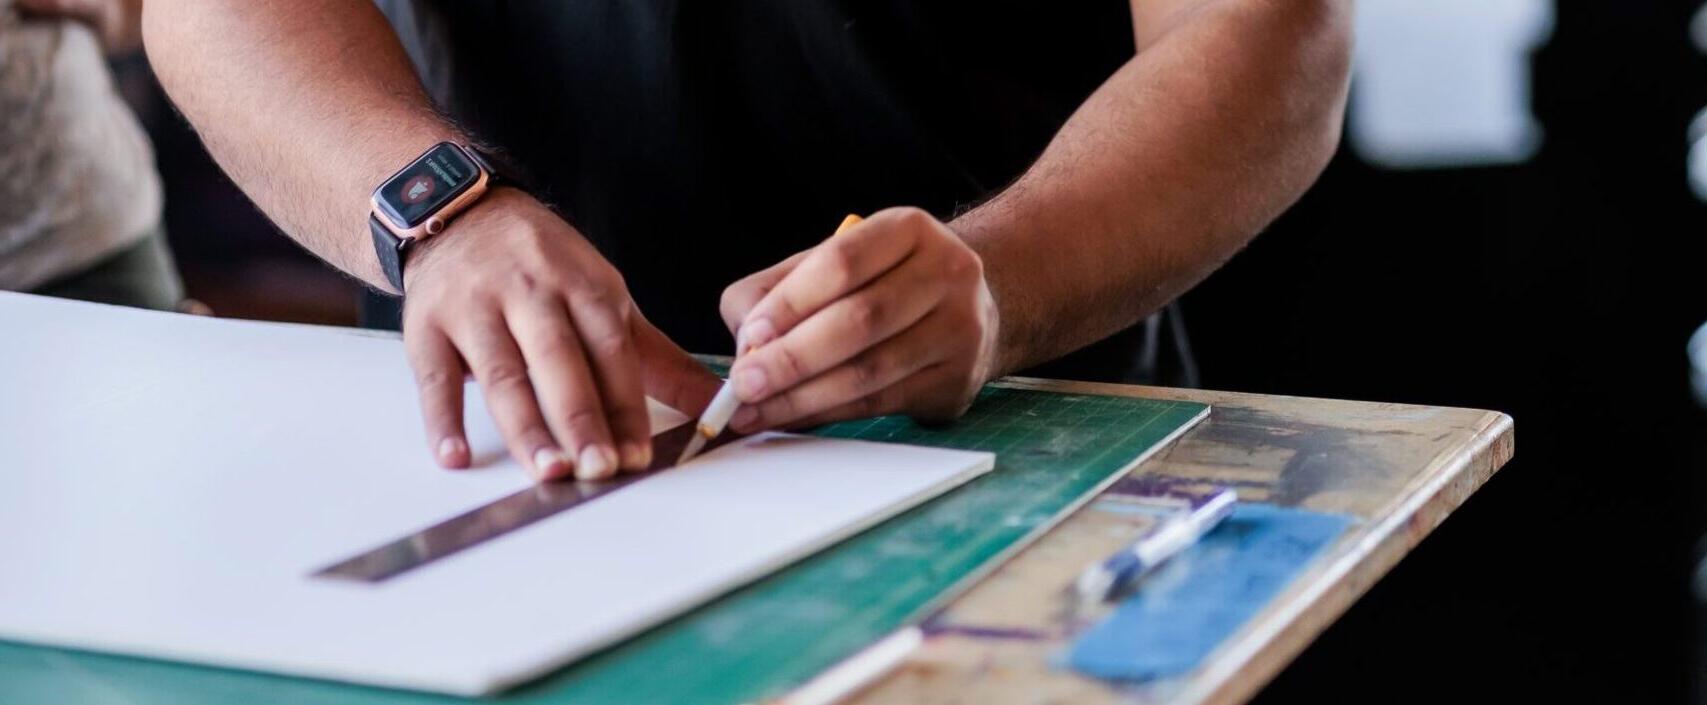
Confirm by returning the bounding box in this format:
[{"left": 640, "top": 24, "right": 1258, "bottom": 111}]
[{"left": 719, "top": 207, "right": 1000, "bottom": 433}]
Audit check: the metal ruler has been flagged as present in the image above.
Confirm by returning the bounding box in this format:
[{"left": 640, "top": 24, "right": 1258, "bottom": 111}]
[{"left": 314, "top": 423, "right": 739, "bottom": 582}]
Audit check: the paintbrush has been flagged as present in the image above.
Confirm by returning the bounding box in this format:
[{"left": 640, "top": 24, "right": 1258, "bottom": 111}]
[
  {"left": 676, "top": 213, "right": 866, "bottom": 465},
  {"left": 1075, "top": 486, "right": 1238, "bottom": 602}
]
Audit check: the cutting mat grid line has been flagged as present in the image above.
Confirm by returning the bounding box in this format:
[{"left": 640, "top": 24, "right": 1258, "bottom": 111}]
[{"left": 0, "top": 386, "right": 1207, "bottom": 705}]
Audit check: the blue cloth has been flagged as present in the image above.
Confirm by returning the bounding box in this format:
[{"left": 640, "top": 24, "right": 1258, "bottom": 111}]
[{"left": 1065, "top": 503, "right": 1353, "bottom": 681}]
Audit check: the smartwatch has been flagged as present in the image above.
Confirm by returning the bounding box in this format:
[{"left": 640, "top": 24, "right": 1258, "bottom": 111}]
[{"left": 368, "top": 142, "right": 515, "bottom": 294}]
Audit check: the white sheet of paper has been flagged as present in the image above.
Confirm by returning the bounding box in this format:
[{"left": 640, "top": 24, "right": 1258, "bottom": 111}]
[{"left": 0, "top": 292, "right": 993, "bottom": 695}]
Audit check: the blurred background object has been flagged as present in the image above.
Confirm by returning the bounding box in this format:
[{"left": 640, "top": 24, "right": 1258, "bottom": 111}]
[
  {"left": 1190, "top": 2, "right": 1706, "bottom": 702},
  {"left": 101, "top": 1, "right": 1707, "bottom": 701},
  {"left": 0, "top": 0, "right": 184, "bottom": 311},
  {"left": 1350, "top": 0, "right": 1554, "bottom": 169}
]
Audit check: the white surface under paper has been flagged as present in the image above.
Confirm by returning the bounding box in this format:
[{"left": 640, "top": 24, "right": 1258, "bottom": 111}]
[{"left": 0, "top": 292, "right": 993, "bottom": 695}]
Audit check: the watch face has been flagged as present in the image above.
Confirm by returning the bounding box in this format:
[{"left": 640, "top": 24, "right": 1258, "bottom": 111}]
[{"left": 375, "top": 143, "right": 480, "bottom": 229}]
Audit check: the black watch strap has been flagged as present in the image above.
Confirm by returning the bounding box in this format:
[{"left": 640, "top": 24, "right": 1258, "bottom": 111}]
[
  {"left": 467, "top": 145, "right": 527, "bottom": 191},
  {"left": 371, "top": 214, "right": 413, "bottom": 294}
]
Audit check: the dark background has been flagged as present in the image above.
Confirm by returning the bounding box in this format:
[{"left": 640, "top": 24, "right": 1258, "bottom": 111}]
[
  {"left": 1223, "top": 3, "right": 1707, "bottom": 702},
  {"left": 125, "top": 2, "right": 1706, "bottom": 702}
]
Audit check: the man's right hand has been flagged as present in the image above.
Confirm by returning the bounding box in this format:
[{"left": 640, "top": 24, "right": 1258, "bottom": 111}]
[{"left": 399, "top": 188, "right": 720, "bottom": 482}]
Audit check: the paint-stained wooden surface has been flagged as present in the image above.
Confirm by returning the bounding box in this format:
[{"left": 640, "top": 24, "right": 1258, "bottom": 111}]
[{"left": 847, "top": 376, "right": 1515, "bottom": 705}]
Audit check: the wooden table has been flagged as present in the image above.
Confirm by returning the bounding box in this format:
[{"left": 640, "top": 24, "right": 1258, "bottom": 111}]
[
  {"left": 849, "top": 377, "right": 1513, "bottom": 705},
  {"left": 0, "top": 345, "right": 1511, "bottom": 705}
]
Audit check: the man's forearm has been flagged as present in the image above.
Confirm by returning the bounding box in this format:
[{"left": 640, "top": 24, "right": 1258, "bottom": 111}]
[
  {"left": 953, "top": 0, "right": 1352, "bottom": 374},
  {"left": 143, "top": 0, "right": 459, "bottom": 291}
]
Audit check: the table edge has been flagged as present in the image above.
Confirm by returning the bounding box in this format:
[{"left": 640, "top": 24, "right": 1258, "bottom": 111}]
[{"left": 1188, "top": 409, "right": 1514, "bottom": 705}]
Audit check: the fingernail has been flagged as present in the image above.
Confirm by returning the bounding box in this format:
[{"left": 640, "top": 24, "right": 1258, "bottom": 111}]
[
  {"left": 438, "top": 437, "right": 468, "bottom": 466},
  {"left": 531, "top": 447, "right": 570, "bottom": 482},
  {"left": 739, "top": 318, "right": 776, "bottom": 352},
  {"left": 577, "top": 445, "right": 618, "bottom": 480},
  {"left": 730, "top": 406, "right": 759, "bottom": 432},
  {"left": 734, "top": 367, "right": 768, "bottom": 401},
  {"left": 620, "top": 441, "right": 652, "bottom": 470}
]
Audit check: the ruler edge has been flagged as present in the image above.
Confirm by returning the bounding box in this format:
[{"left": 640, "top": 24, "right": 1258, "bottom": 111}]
[{"left": 309, "top": 423, "right": 711, "bottom": 583}]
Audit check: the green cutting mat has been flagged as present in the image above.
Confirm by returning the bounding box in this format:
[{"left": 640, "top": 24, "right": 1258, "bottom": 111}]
[{"left": 0, "top": 386, "right": 1206, "bottom": 705}]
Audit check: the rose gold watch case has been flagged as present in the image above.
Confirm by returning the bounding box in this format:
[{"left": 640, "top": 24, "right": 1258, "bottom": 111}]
[{"left": 369, "top": 144, "right": 493, "bottom": 243}]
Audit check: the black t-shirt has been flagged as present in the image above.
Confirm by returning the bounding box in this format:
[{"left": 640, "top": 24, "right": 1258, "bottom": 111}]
[{"left": 376, "top": 1, "right": 1160, "bottom": 383}]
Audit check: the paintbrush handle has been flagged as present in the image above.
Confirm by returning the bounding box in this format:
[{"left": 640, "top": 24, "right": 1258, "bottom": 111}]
[{"left": 1076, "top": 488, "right": 1238, "bottom": 601}]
